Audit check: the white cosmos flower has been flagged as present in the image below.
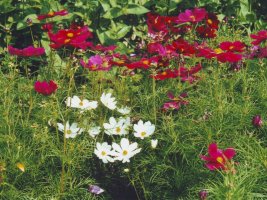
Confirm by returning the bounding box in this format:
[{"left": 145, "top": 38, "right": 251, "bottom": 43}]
[
  {"left": 57, "top": 121, "right": 83, "bottom": 139},
  {"left": 100, "top": 93, "right": 117, "bottom": 110},
  {"left": 151, "top": 139, "right": 158, "bottom": 148},
  {"left": 112, "top": 138, "right": 141, "bottom": 163},
  {"left": 94, "top": 142, "right": 114, "bottom": 163},
  {"left": 88, "top": 126, "right": 101, "bottom": 138},
  {"left": 66, "top": 96, "right": 98, "bottom": 111},
  {"left": 103, "top": 117, "right": 130, "bottom": 136},
  {"left": 117, "top": 106, "right": 131, "bottom": 115},
  {"left": 133, "top": 120, "right": 155, "bottom": 139}
]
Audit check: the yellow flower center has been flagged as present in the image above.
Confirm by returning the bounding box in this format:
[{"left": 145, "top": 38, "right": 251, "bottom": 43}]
[
  {"left": 190, "top": 15, "right": 196, "bottom": 21},
  {"left": 79, "top": 101, "right": 83, "bottom": 106},
  {"left": 67, "top": 33, "right": 74, "bottom": 38},
  {"left": 141, "top": 131, "right": 146, "bottom": 137},
  {"left": 116, "top": 60, "right": 124, "bottom": 64},
  {"left": 229, "top": 46, "right": 234, "bottom": 50},
  {"left": 216, "top": 156, "right": 223, "bottom": 163},
  {"left": 207, "top": 19, "right": 213, "bottom": 24},
  {"left": 214, "top": 48, "right": 223, "bottom": 54},
  {"left": 116, "top": 127, "right": 121, "bottom": 134},
  {"left": 101, "top": 151, "right": 106, "bottom": 156},
  {"left": 122, "top": 150, "right": 128, "bottom": 156},
  {"left": 48, "top": 11, "right": 55, "bottom": 17},
  {"left": 161, "top": 71, "right": 167, "bottom": 76},
  {"left": 64, "top": 39, "right": 71, "bottom": 44},
  {"left": 142, "top": 60, "right": 149, "bottom": 65},
  {"left": 66, "top": 130, "right": 72, "bottom": 134}
]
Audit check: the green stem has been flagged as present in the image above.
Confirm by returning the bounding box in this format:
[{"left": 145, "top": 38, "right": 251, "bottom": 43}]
[{"left": 152, "top": 77, "right": 157, "bottom": 125}]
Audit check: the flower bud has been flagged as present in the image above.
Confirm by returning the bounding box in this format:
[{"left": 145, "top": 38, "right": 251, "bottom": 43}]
[
  {"left": 199, "top": 190, "right": 208, "bottom": 200},
  {"left": 252, "top": 115, "right": 263, "bottom": 127}
]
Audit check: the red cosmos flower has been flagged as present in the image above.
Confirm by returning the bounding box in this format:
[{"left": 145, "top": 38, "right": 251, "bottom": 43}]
[
  {"left": 148, "top": 42, "right": 178, "bottom": 57},
  {"left": 250, "top": 30, "right": 267, "bottom": 45},
  {"left": 200, "top": 143, "right": 236, "bottom": 171},
  {"left": 8, "top": 46, "right": 45, "bottom": 57},
  {"left": 196, "top": 26, "right": 217, "bottom": 38},
  {"left": 177, "top": 64, "right": 202, "bottom": 83},
  {"left": 80, "top": 55, "right": 112, "bottom": 71},
  {"left": 172, "top": 39, "right": 195, "bottom": 55},
  {"left": 147, "top": 12, "right": 168, "bottom": 34},
  {"left": 34, "top": 80, "right": 58, "bottom": 96},
  {"left": 219, "top": 41, "right": 246, "bottom": 52},
  {"left": 42, "top": 23, "right": 53, "bottom": 32},
  {"left": 91, "top": 44, "right": 117, "bottom": 52},
  {"left": 205, "top": 13, "right": 220, "bottom": 29},
  {"left": 162, "top": 92, "right": 188, "bottom": 111},
  {"left": 196, "top": 47, "right": 217, "bottom": 59},
  {"left": 48, "top": 26, "right": 93, "bottom": 49},
  {"left": 217, "top": 52, "right": 242, "bottom": 63},
  {"left": 126, "top": 57, "right": 159, "bottom": 69},
  {"left": 152, "top": 69, "right": 179, "bottom": 80},
  {"left": 37, "top": 10, "right": 68, "bottom": 21},
  {"left": 178, "top": 8, "right": 207, "bottom": 23}
]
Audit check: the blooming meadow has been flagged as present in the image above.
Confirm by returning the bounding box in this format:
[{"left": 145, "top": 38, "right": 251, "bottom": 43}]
[{"left": 0, "top": 0, "right": 266, "bottom": 199}]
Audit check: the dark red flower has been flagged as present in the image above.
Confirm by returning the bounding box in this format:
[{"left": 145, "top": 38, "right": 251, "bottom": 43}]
[
  {"left": 177, "top": 64, "right": 202, "bottom": 83},
  {"left": 91, "top": 44, "right": 117, "bottom": 52},
  {"left": 152, "top": 69, "right": 179, "bottom": 80},
  {"left": 196, "top": 26, "right": 217, "bottom": 38},
  {"left": 37, "top": 10, "right": 68, "bottom": 21},
  {"left": 8, "top": 46, "right": 45, "bottom": 57},
  {"left": 200, "top": 143, "right": 236, "bottom": 171},
  {"left": 250, "top": 30, "right": 267, "bottom": 45},
  {"left": 172, "top": 39, "right": 195, "bottom": 55},
  {"left": 217, "top": 52, "right": 242, "bottom": 63},
  {"left": 199, "top": 190, "right": 208, "bottom": 200},
  {"left": 147, "top": 12, "right": 168, "bottom": 34},
  {"left": 48, "top": 26, "right": 93, "bottom": 49},
  {"left": 148, "top": 42, "right": 178, "bottom": 57},
  {"left": 42, "top": 23, "right": 53, "bottom": 32},
  {"left": 126, "top": 57, "right": 158, "bottom": 70},
  {"left": 178, "top": 8, "right": 207, "bottom": 23},
  {"left": 196, "top": 47, "right": 217, "bottom": 59},
  {"left": 219, "top": 41, "right": 246, "bottom": 52},
  {"left": 162, "top": 92, "right": 188, "bottom": 111},
  {"left": 34, "top": 80, "right": 58, "bottom": 96},
  {"left": 252, "top": 115, "right": 263, "bottom": 127},
  {"left": 205, "top": 13, "right": 219, "bottom": 29}
]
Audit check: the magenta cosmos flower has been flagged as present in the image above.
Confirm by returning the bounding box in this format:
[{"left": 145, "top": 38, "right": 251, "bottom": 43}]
[
  {"left": 34, "top": 80, "right": 58, "bottom": 96},
  {"left": 80, "top": 55, "right": 112, "bottom": 71},
  {"left": 252, "top": 115, "right": 263, "bottom": 127},
  {"left": 178, "top": 8, "right": 207, "bottom": 23},
  {"left": 200, "top": 143, "right": 236, "bottom": 170},
  {"left": 37, "top": 10, "right": 68, "bottom": 21},
  {"left": 8, "top": 46, "right": 45, "bottom": 57},
  {"left": 250, "top": 30, "right": 267, "bottom": 45},
  {"left": 162, "top": 92, "right": 188, "bottom": 111}
]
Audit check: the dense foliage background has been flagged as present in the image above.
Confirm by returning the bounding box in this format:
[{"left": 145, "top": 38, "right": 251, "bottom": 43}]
[{"left": 0, "top": 0, "right": 266, "bottom": 199}]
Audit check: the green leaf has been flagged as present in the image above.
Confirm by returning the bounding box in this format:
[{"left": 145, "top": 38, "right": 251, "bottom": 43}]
[
  {"left": 125, "top": 3, "right": 149, "bottom": 15},
  {"left": 103, "top": 7, "right": 123, "bottom": 19},
  {"left": 116, "top": 26, "right": 131, "bottom": 39},
  {"left": 99, "top": 0, "right": 111, "bottom": 12}
]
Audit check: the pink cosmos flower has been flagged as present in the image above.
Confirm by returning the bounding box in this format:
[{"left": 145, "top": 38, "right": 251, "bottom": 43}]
[
  {"left": 80, "top": 55, "right": 112, "bottom": 71},
  {"left": 8, "top": 46, "right": 45, "bottom": 57},
  {"left": 250, "top": 30, "right": 267, "bottom": 45},
  {"left": 152, "top": 69, "right": 179, "bottom": 80},
  {"left": 178, "top": 8, "right": 207, "bottom": 23},
  {"left": 200, "top": 143, "right": 236, "bottom": 171},
  {"left": 34, "top": 80, "right": 58, "bottom": 96},
  {"left": 37, "top": 10, "right": 68, "bottom": 21}
]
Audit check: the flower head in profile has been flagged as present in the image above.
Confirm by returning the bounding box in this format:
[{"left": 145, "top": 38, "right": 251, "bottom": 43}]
[
  {"left": 151, "top": 139, "right": 158, "bottom": 148},
  {"left": 112, "top": 138, "right": 141, "bottom": 163},
  {"left": 117, "top": 106, "right": 131, "bottom": 115},
  {"left": 66, "top": 96, "right": 98, "bottom": 111},
  {"left": 250, "top": 30, "right": 267, "bottom": 45},
  {"left": 100, "top": 93, "right": 117, "bottom": 110},
  {"left": 88, "top": 185, "right": 105, "bottom": 195},
  {"left": 162, "top": 92, "right": 188, "bottom": 112},
  {"left": 88, "top": 126, "right": 101, "bottom": 138},
  {"left": 34, "top": 80, "right": 57, "bottom": 96},
  {"left": 8, "top": 46, "right": 45, "bottom": 57},
  {"left": 133, "top": 120, "right": 155, "bottom": 139},
  {"left": 252, "top": 115, "right": 263, "bottom": 128},
  {"left": 37, "top": 10, "right": 68, "bottom": 21},
  {"left": 57, "top": 121, "right": 83, "bottom": 139},
  {"left": 94, "top": 142, "right": 114, "bottom": 163},
  {"left": 103, "top": 117, "right": 130, "bottom": 136},
  {"left": 200, "top": 143, "right": 236, "bottom": 171}
]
